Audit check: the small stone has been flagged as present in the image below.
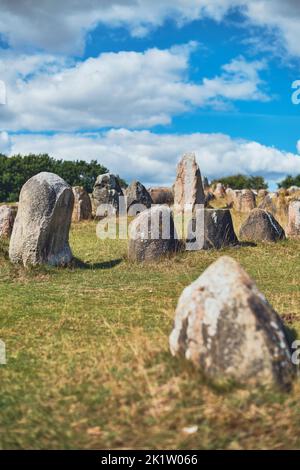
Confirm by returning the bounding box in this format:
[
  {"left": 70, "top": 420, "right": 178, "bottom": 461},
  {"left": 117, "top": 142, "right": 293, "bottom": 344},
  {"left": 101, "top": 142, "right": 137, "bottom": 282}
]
[
  {"left": 186, "top": 209, "right": 238, "bottom": 250},
  {"left": 235, "top": 189, "right": 256, "bottom": 212},
  {"left": 128, "top": 205, "right": 179, "bottom": 262},
  {"left": 0, "top": 205, "right": 17, "bottom": 238},
  {"left": 92, "top": 173, "right": 123, "bottom": 215},
  {"left": 72, "top": 186, "right": 92, "bottom": 222},
  {"left": 239, "top": 208, "right": 285, "bottom": 242},
  {"left": 125, "top": 181, "right": 152, "bottom": 212},
  {"left": 148, "top": 187, "right": 174, "bottom": 205},
  {"left": 213, "top": 182, "right": 226, "bottom": 199}
]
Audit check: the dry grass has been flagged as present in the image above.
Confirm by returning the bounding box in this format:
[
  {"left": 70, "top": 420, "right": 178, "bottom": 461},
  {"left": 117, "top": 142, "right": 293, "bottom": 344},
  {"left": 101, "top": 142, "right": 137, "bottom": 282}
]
[{"left": 0, "top": 216, "right": 300, "bottom": 450}]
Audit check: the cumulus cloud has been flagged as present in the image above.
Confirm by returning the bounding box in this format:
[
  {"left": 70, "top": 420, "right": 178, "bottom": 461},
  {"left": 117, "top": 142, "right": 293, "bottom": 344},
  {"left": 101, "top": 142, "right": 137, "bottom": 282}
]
[
  {"left": 0, "top": 130, "right": 10, "bottom": 153},
  {"left": 0, "top": 45, "right": 268, "bottom": 132},
  {"left": 0, "top": 1, "right": 300, "bottom": 56},
  {"left": 8, "top": 129, "right": 300, "bottom": 186}
]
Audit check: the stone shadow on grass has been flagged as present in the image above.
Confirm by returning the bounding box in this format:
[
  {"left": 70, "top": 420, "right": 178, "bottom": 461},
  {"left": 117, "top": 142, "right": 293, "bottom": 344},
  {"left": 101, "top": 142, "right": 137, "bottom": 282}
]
[{"left": 72, "top": 257, "right": 123, "bottom": 270}]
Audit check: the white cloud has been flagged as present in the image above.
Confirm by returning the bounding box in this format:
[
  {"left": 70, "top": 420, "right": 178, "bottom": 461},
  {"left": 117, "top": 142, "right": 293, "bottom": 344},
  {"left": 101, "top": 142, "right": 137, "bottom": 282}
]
[
  {"left": 8, "top": 129, "right": 300, "bottom": 186},
  {"left": 0, "top": 1, "right": 300, "bottom": 56},
  {"left": 0, "top": 46, "right": 267, "bottom": 132},
  {"left": 0, "top": 130, "right": 10, "bottom": 153}
]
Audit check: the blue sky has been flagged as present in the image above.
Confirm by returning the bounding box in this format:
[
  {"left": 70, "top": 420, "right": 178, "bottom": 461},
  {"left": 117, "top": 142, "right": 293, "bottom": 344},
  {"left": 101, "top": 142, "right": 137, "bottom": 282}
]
[{"left": 0, "top": 0, "right": 300, "bottom": 188}]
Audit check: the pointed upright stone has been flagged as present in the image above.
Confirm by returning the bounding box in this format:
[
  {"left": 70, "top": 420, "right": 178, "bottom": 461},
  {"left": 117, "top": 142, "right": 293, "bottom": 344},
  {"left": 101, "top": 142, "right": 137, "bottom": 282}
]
[
  {"left": 286, "top": 201, "right": 300, "bottom": 238},
  {"left": 239, "top": 208, "right": 285, "bottom": 242},
  {"left": 174, "top": 153, "right": 205, "bottom": 212}
]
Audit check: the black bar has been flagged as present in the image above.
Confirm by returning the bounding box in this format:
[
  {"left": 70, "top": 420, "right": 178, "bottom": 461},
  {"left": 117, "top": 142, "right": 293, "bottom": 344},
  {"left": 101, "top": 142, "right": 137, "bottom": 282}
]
[{"left": 0, "top": 450, "right": 298, "bottom": 466}]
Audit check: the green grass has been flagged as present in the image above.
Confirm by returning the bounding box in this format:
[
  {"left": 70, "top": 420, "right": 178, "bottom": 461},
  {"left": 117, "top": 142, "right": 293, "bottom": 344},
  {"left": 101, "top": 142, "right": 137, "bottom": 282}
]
[{"left": 1, "top": 219, "right": 300, "bottom": 450}]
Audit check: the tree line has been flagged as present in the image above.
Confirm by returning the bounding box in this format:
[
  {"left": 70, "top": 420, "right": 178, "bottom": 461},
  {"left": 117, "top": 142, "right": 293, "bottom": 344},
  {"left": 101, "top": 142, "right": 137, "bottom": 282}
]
[
  {"left": 0, "top": 153, "right": 299, "bottom": 203},
  {"left": 0, "top": 154, "right": 126, "bottom": 202}
]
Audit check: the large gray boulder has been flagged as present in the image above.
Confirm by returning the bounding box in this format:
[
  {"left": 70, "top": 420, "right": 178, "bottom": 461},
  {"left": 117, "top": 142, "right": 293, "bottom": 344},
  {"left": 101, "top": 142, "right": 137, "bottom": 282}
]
[
  {"left": 9, "top": 172, "right": 74, "bottom": 266},
  {"left": 128, "top": 205, "right": 179, "bottom": 262},
  {"left": 186, "top": 209, "right": 238, "bottom": 250},
  {"left": 169, "top": 256, "right": 295, "bottom": 390},
  {"left": 125, "top": 181, "right": 152, "bottom": 212},
  {"left": 239, "top": 208, "right": 285, "bottom": 242},
  {"left": 92, "top": 173, "right": 123, "bottom": 215},
  {"left": 0, "top": 205, "right": 17, "bottom": 238},
  {"left": 72, "top": 186, "right": 92, "bottom": 222}
]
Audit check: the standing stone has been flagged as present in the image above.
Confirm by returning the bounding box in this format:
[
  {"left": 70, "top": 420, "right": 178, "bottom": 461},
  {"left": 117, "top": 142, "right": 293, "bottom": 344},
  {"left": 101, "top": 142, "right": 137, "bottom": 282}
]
[
  {"left": 169, "top": 256, "right": 295, "bottom": 389},
  {"left": 92, "top": 173, "right": 123, "bottom": 215},
  {"left": 174, "top": 153, "right": 205, "bottom": 212},
  {"left": 0, "top": 205, "right": 17, "bottom": 238},
  {"left": 225, "top": 188, "right": 235, "bottom": 205},
  {"left": 125, "top": 181, "right": 152, "bottom": 212},
  {"left": 202, "top": 176, "right": 210, "bottom": 191},
  {"left": 258, "top": 189, "right": 268, "bottom": 199},
  {"left": 186, "top": 209, "right": 238, "bottom": 250},
  {"left": 287, "top": 186, "right": 300, "bottom": 195},
  {"left": 72, "top": 186, "right": 92, "bottom": 222},
  {"left": 213, "top": 182, "right": 226, "bottom": 199},
  {"left": 286, "top": 201, "right": 300, "bottom": 238},
  {"left": 9, "top": 172, "right": 74, "bottom": 266},
  {"left": 148, "top": 187, "right": 174, "bottom": 206},
  {"left": 239, "top": 208, "right": 285, "bottom": 242},
  {"left": 235, "top": 189, "right": 256, "bottom": 212},
  {"left": 128, "top": 205, "right": 178, "bottom": 262}
]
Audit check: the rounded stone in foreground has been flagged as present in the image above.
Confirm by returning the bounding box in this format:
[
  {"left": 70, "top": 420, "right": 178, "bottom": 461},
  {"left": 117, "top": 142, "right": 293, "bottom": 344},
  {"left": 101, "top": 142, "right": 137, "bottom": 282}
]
[
  {"left": 9, "top": 172, "right": 74, "bottom": 266},
  {"left": 169, "top": 256, "right": 295, "bottom": 390}
]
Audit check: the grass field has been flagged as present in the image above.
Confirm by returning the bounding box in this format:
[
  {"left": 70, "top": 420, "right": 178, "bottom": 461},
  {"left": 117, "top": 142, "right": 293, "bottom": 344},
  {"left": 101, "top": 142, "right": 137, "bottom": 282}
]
[{"left": 1, "top": 217, "right": 300, "bottom": 450}]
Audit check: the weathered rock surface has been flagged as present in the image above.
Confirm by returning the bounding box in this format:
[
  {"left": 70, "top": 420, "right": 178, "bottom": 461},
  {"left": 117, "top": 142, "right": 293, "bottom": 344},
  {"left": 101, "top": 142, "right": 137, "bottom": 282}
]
[
  {"left": 239, "top": 208, "right": 285, "bottom": 242},
  {"left": 258, "top": 193, "right": 288, "bottom": 219},
  {"left": 169, "top": 256, "right": 295, "bottom": 389},
  {"left": 125, "top": 181, "right": 152, "bottom": 212},
  {"left": 128, "top": 206, "right": 179, "bottom": 262},
  {"left": 174, "top": 153, "right": 205, "bottom": 212},
  {"left": 287, "top": 186, "right": 300, "bottom": 195},
  {"left": 148, "top": 187, "right": 174, "bottom": 205},
  {"left": 186, "top": 209, "right": 238, "bottom": 250},
  {"left": 0, "top": 205, "right": 17, "bottom": 238},
  {"left": 286, "top": 201, "right": 300, "bottom": 238},
  {"left": 235, "top": 189, "right": 256, "bottom": 212},
  {"left": 92, "top": 173, "right": 123, "bottom": 215},
  {"left": 258, "top": 189, "right": 268, "bottom": 199},
  {"left": 72, "top": 186, "right": 92, "bottom": 222},
  {"left": 213, "top": 182, "right": 226, "bottom": 199},
  {"left": 9, "top": 172, "right": 74, "bottom": 266}
]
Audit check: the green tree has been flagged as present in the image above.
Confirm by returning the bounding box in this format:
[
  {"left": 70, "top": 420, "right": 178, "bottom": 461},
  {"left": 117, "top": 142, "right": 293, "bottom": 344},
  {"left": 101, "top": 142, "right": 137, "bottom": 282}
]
[
  {"left": 278, "top": 175, "right": 300, "bottom": 189},
  {"left": 0, "top": 154, "right": 113, "bottom": 202},
  {"left": 211, "top": 174, "right": 268, "bottom": 190}
]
